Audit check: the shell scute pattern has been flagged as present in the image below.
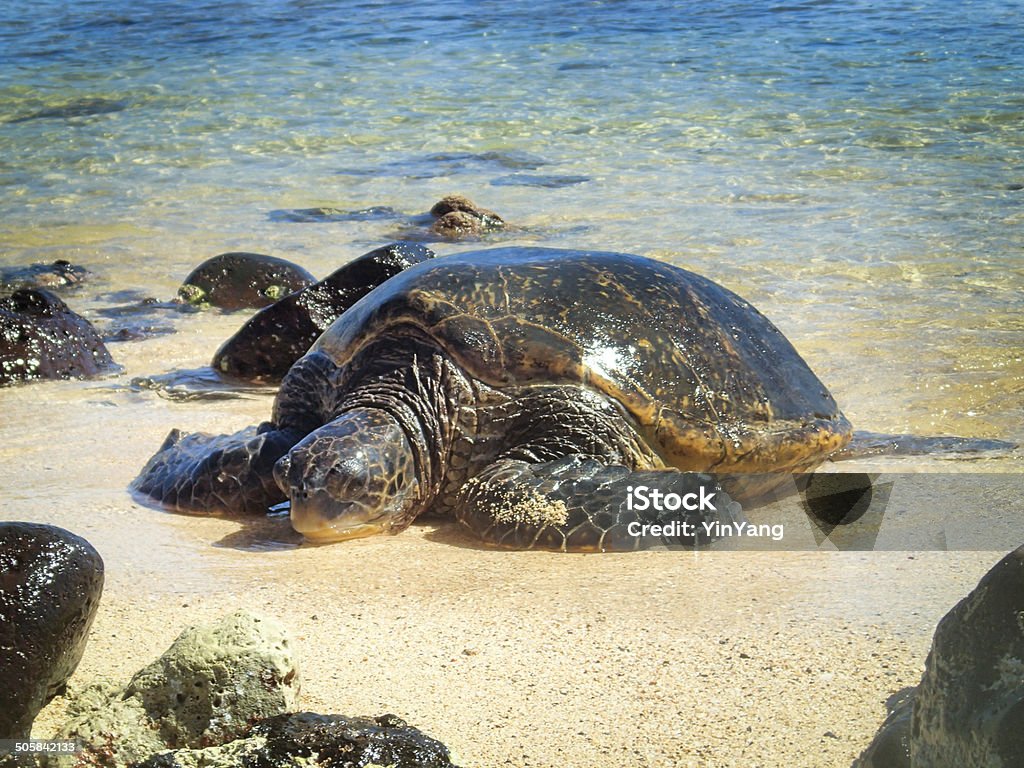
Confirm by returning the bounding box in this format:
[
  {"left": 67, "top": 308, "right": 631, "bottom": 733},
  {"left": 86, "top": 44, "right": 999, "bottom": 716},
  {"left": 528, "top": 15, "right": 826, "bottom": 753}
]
[{"left": 311, "top": 247, "right": 848, "bottom": 474}]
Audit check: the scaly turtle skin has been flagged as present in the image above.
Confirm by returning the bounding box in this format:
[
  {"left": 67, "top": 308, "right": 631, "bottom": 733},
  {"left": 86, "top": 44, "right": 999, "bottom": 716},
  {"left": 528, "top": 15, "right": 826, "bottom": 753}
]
[
  {"left": 133, "top": 247, "right": 851, "bottom": 551},
  {"left": 212, "top": 242, "right": 435, "bottom": 383}
]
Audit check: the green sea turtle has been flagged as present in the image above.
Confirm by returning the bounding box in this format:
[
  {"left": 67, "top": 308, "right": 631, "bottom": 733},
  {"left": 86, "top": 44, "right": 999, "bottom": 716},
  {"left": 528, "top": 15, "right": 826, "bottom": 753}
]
[{"left": 133, "top": 247, "right": 854, "bottom": 551}]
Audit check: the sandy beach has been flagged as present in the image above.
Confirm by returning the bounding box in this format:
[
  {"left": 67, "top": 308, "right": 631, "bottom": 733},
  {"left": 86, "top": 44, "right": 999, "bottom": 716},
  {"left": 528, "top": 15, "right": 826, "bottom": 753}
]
[
  {"left": 28, "top": 522, "right": 1005, "bottom": 767},
  {"left": 0, "top": 276, "right": 1017, "bottom": 767}
]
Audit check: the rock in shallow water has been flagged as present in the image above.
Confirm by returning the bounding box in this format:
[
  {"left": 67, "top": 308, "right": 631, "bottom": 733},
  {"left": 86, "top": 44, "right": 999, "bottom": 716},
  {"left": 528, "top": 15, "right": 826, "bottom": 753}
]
[
  {"left": 0, "top": 522, "right": 104, "bottom": 739},
  {"left": 212, "top": 242, "right": 434, "bottom": 383},
  {"left": 428, "top": 195, "right": 505, "bottom": 239},
  {"left": 856, "top": 545, "right": 1024, "bottom": 767},
  {"left": 177, "top": 253, "right": 316, "bottom": 311},
  {"left": 0, "top": 260, "right": 92, "bottom": 293},
  {"left": 0, "top": 289, "right": 118, "bottom": 385}
]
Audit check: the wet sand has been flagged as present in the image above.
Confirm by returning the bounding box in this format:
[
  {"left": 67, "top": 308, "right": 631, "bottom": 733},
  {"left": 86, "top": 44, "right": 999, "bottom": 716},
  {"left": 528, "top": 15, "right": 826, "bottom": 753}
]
[
  {"left": 3, "top": 296, "right": 1019, "bottom": 767},
  {"left": 28, "top": 529, "right": 1004, "bottom": 767}
]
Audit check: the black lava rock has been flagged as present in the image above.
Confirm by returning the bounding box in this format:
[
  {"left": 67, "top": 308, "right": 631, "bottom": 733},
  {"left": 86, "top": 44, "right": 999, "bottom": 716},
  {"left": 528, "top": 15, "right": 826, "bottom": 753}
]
[
  {"left": 0, "top": 289, "right": 118, "bottom": 385},
  {"left": 178, "top": 253, "right": 317, "bottom": 311},
  {"left": 0, "top": 522, "right": 104, "bottom": 739},
  {"left": 211, "top": 242, "right": 434, "bottom": 383},
  {"left": 133, "top": 711, "right": 459, "bottom": 768}
]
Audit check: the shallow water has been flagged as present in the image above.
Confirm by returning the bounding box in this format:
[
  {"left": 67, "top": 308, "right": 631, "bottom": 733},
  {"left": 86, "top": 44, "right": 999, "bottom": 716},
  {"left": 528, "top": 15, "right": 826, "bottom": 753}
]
[{"left": 1, "top": 1, "right": 1022, "bottom": 580}]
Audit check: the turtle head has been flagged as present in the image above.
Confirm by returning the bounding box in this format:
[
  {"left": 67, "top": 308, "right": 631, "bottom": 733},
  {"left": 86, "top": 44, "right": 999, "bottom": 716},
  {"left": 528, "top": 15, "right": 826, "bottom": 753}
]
[{"left": 273, "top": 408, "right": 422, "bottom": 542}]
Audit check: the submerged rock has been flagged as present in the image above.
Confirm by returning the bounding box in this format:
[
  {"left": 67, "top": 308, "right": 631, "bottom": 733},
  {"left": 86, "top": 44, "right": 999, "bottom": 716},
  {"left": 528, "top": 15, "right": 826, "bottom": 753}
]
[
  {"left": 212, "top": 242, "right": 434, "bottom": 383},
  {"left": 0, "top": 289, "right": 118, "bottom": 385},
  {"left": 6, "top": 98, "right": 129, "bottom": 124},
  {"left": 177, "top": 253, "right": 316, "bottom": 311},
  {"left": 856, "top": 545, "right": 1024, "bottom": 767},
  {"left": 134, "top": 712, "right": 460, "bottom": 768},
  {"left": 268, "top": 206, "right": 402, "bottom": 223},
  {"left": 58, "top": 611, "right": 299, "bottom": 766},
  {"left": 0, "top": 522, "right": 104, "bottom": 739},
  {"left": 0, "top": 260, "right": 92, "bottom": 293},
  {"left": 428, "top": 195, "right": 505, "bottom": 239}
]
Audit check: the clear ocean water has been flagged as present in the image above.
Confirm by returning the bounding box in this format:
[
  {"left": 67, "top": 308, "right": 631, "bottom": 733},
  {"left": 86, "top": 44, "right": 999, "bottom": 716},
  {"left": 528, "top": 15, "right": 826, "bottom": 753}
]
[{"left": 1, "top": 0, "right": 1022, "bottom": 450}]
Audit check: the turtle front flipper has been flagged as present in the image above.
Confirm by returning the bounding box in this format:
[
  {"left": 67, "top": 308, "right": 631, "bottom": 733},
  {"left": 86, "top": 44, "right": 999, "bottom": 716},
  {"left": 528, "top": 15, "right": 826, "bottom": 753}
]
[
  {"left": 131, "top": 424, "right": 303, "bottom": 514},
  {"left": 455, "top": 456, "right": 743, "bottom": 552}
]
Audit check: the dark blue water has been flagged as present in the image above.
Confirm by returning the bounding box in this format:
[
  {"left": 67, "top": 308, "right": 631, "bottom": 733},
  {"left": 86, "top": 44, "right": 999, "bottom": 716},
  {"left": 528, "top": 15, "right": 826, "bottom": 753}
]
[{"left": 1, "top": 0, "right": 1022, "bottom": 449}]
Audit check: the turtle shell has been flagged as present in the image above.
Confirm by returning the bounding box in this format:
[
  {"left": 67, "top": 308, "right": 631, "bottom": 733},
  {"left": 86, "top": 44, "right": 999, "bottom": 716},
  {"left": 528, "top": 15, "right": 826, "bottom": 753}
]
[{"left": 307, "top": 247, "right": 851, "bottom": 474}]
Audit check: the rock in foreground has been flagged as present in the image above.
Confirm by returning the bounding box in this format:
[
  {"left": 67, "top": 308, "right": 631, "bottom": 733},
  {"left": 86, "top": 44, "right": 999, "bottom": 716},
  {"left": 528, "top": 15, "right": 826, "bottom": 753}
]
[
  {"left": 856, "top": 545, "right": 1024, "bottom": 767},
  {"left": 135, "top": 712, "right": 460, "bottom": 768},
  {"left": 58, "top": 611, "right": 299, "bottom": 766},
  {"left": 0, "top": 522, "right": 104, "bottom": 739}
]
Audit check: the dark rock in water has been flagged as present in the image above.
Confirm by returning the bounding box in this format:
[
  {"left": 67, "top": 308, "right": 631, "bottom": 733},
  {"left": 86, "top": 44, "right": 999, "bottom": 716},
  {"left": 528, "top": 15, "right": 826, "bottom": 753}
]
[
  {"left": 0, "top": 522, "right": 104, "bottom": 739},
  {"left": 855, "top": 545, "right": 1024, "bottom": 767},
  {"left": 429, "top": 195, "right": 505, "bottom": 239},
  {"left": 103, "top": 324, "right": 177, "bottom": 343},
  {"left": 431, "top": 210, "right": 488, "bottom": 239},
  {"left": 268, "top": 206, "right": 402, "bottom": 223},
  {"left": 5, "top": 97, "right": 129, "bottom": 124},
  {"left": 134, "top": 712, "right": 460, "bottom": 768},
  {"left": 271, "top": 197, "right": 507, "bottom": 241},
  {"left": 93, "top": 292, "right": 193, "bottom": 342},
  {"left": 490, "top": 173, "right": 591, "bottom": 188},
  {"left": 177, "top": 253, "right": 316, "bottom": 311},
  {"left": 336, "top": 150, "right": 546, "bottom": 179},
  {"left": 0, "top": 260, "right": 92, "bottom": 293},
  {"left": 212, "top": 242, "right": 434, "bottom": 383},
  {"left": 0, "top": 289, "right": 119, "bottom": 385}
]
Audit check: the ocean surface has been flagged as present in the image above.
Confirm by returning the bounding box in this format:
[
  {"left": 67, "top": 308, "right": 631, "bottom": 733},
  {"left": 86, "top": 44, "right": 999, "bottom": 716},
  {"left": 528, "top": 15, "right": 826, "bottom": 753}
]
[{"left": 1, "top": 0, "right": 1022, "bottom": 583}]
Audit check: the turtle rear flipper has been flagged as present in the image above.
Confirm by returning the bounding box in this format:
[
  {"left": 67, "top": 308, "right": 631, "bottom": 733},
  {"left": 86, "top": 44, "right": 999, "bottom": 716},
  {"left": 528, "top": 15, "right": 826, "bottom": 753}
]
[
  {"left": 833, "top": 431, "right": 1017, "bottom": 461},
  {"left": 455, "top": 456, "right": 743, "bottom": 552},
  {"left": 131, "top": 424, "right": 303, "bottom": 514}
]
